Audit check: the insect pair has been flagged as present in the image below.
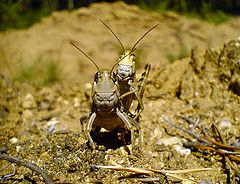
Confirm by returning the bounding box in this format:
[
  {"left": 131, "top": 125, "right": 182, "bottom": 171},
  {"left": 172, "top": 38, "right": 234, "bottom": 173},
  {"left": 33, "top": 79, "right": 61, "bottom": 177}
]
[{"left": 71, "top": 20, "right": 158, "bottom": 150}]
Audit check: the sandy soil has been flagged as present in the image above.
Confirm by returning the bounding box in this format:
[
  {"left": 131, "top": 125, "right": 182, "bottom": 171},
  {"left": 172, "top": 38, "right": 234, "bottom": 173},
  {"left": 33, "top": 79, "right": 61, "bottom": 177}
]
[{"left": 0, "top": 1, "right": 240, "bottom": 184}]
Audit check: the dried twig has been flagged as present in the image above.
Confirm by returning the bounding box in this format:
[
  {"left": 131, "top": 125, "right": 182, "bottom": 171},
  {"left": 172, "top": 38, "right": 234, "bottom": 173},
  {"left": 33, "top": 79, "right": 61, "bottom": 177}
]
[
  {"left": 163, "top": 116, "right": 214, "bottom": 145},
  {"left": 211, "top": 123, "right": 240, "bottom": 176},
  {"left": 0, "top": 153, "right": 53, "bottom": 184},
  {"left": 163, "top": 115, "right": 240, "bottom": 180},
  {"left": 92, "top": 164, "right": 212, "bottom": 183},
  {"left": 0, "top": 163, "right": 16, "bottom": 180},
  {"left": 164, "top": 116, "right": 240, "bottom": 151}
]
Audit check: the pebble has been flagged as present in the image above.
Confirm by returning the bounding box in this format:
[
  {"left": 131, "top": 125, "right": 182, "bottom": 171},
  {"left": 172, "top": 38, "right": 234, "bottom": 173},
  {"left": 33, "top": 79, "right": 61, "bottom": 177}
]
[
  {"left": 47, "top": 117, "right": 69, "bottom": 133},
  {"left": 39, "top": 99, "right": 50, "bottom": 110},
  {"left": 156, "top": 136, "right": 182, "bottom": 147},
  {"left": 73, "top": 97, "right": 81, "bottom": 108},
  {"left": 16, "top": 145, "right": 21, "bottom": 152},
  {"left": 10, "top": 137, "right": 18, "bottom": 144},
  {"left": 218, "top": 119, "right": 232, "bottom": 131},
  {"left": 22, "top": 93, "right": 36, "bottom": 109},
  {"left": 235, "top": 41, "right": 240, "bottom": 47},
  {"left": 197, "top": 181, "right": 212, "bottom": 184},
  {"left": 47, "top": 117, "right": 60, "bottom": 133},
  {"left": 149, "top": 127, "right": 163, "bottom": 141},
  {"left": 173, "top": 145, "right": 191, "bottom": 157}
]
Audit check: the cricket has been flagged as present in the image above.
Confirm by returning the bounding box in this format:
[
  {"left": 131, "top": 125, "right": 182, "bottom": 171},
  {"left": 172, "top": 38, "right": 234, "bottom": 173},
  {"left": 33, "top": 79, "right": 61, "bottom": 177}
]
[
  {"left": 70, "top": 41, "right": 141, "bottom": 150},
  {"left": 70, "top": 20, "right": 157, "bottom": 149}
]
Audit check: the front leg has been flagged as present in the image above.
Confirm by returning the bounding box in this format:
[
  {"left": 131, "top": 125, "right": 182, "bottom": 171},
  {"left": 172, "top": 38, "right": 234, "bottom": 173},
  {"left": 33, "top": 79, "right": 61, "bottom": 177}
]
[
  {"left": 119, "top": 83, "right": 144, "bottom": 121},
  {"left": 85, "top": 112, "right": 97, "bottom": 149},
  {"left": 116, "top": 109, "right": 142, "bottom": 150}
]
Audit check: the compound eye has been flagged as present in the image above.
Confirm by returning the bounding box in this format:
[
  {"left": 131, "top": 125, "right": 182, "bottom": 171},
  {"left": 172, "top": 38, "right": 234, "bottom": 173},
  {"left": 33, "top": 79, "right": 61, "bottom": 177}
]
[{"left": 94, "top": 72, "right": 101, "bottom": 82}]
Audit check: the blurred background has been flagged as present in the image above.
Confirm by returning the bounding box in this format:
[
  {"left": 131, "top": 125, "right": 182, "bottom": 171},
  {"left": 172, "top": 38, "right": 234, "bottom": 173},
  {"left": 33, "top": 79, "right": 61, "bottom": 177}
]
[
  {"left": 1, "top": 0, "right": 240, "bottom": 31},
  {"left": 0, "top": 0, "right": 240, "bottom": 85}
]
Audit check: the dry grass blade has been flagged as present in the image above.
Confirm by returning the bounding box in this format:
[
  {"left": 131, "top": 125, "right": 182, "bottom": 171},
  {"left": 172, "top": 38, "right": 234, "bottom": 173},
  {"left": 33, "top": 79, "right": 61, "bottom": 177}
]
[
  {"left": 148, "top": 167, "right": 212, "bottom": 174},
  {"left": 92, "top": 165, "right": 212, "bottom": 174},
  {"left": 92, "top": 165, "right": 154, "bottom": 174},
  {"left": 92, "top": 164, "right": 212, "bottom": 183}
]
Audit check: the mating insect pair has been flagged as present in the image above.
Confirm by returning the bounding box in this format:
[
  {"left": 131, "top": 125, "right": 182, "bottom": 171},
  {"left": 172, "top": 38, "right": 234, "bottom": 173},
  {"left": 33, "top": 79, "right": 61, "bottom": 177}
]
[{"left": 71, "top": 20, "right": 158, "bottom": 150}]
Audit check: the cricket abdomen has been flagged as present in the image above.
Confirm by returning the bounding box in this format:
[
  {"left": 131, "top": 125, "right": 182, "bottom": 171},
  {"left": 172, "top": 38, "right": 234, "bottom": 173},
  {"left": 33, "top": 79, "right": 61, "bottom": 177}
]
[{"left": 93, "top": 111, "right": 125, "bottom": 131}]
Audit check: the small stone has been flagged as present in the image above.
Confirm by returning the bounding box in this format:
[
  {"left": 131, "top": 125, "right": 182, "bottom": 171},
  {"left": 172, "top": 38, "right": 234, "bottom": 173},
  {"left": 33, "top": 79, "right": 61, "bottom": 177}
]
[
  {"left": 39, "top": 99, "right": 50, "bottom": 110},
  {"left": 77, "top": 136, "right": 86, "bottom": 145},
  {"left": 22, "top": 93, "right": 36, "bottom": 109},
  {"left": 173, "top": 145, "right": 191, "bottom": 157},
  {"left": 156, "top": 136, "right": 182, "bottom": 147},
  {"left": 218, "top": 119, "right": 232, "bottom": 130},
  {"left": 219, "top": 56, "right": 225, "bottom": 61},
  {"left": 235, "top": 41, "right": 240, "bottom": 47},
  {"left": 16, "top": 146, "right": 21, "bottom": 152},
  {"left": 47, "top": 117, "right": 60, "bottom": 133},
  {"left": 149, "top": 127, "right": 163, "bottom": 141},
  {"left": 197, "top": 181, "right": 212, "bottom": 184},
  {"left": 10, "top": 137, "right": 18, "bottom": 144},
  {"left": 47, "top": 118, "right": 69, "bottom": 133},
  {"left": 73, "top": 97, "right": 81, "bottom": 108}
]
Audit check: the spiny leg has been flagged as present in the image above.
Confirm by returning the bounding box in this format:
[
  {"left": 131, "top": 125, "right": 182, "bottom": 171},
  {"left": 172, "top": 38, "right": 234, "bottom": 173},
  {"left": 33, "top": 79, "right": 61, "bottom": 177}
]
[
  {"left": 130, "top": 85, "right": 144, "bottom": 121},
  {"left": 116, "top": 109, "right": 141, "bottom": 150},
  {"left": 85, "top": 112, "right": 97, "bottom": 149},
  {"left": 137, "top": 63, "right": 151, "bottom": 97},
  {"left": 134, "top": 64, "right": 151, "bottom": 118}
]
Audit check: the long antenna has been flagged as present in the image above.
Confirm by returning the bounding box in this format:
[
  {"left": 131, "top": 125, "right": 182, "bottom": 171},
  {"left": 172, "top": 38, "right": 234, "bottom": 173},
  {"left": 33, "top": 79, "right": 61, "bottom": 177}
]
[
  {"left": 99, "top": 19, "right": 125, "bottom": 52},
  {"left": 131, "top": 24, "right": 159, "bottom": 51},
  {"left": 70, "top": 41, "right": 101, "bottom": 73}
]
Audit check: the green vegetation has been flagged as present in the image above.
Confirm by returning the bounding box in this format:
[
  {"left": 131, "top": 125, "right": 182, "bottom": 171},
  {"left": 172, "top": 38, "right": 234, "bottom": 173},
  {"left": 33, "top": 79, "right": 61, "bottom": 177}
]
[
  {"left": 0, "top": 1, "right": 50, "bottom": 31},
  {"left": 14, "top": 58, "right": 61, "bottom": 86},
  {"left": 166, "top": 43, "right": 189, "bottom": 63},
  {"left": 0, "top": 0, "right": 237, "bottom": 31},
  {"left": 137, "top": 0, "right": 231, "bottom": 23}
]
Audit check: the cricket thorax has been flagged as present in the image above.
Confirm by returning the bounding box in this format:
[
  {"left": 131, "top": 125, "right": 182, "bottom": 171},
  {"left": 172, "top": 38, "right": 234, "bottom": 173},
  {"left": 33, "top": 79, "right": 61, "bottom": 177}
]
[{"left": 92, "top": 70, "right": 119, "bottom": 112}]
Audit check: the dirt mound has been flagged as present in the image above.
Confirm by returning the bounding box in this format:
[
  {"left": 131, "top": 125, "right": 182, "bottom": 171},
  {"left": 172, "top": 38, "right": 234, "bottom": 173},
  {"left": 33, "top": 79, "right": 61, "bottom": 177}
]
[{"left": 0, "top": 1, "right": 240, "bottom": 83}]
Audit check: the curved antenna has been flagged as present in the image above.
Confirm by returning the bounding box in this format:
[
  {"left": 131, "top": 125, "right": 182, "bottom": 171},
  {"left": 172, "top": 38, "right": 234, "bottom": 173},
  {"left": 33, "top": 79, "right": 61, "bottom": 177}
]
[
  {"left": 70, "top": 41, "right": 101, "bottom": 73},
  {"left": 131, "top": 24, "right": 159, "bottom": 51},
  {"left": 110, "top": 48, "right": 136, "bottom": 76},
  {"left": 99, "top": 19, "right": 125, "bottom": 52}
]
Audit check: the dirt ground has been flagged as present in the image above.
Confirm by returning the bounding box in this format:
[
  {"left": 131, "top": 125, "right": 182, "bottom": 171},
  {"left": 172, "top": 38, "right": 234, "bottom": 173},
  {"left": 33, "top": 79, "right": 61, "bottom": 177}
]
[{"left": 0, "top": 1, "right": 240, "bottom": 184}]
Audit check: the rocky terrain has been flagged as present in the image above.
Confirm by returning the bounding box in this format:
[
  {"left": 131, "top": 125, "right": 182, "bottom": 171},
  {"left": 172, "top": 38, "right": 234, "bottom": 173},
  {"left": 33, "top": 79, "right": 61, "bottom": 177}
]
[{"left": 0, "top": 1, "right": 240, "bottom": 183}]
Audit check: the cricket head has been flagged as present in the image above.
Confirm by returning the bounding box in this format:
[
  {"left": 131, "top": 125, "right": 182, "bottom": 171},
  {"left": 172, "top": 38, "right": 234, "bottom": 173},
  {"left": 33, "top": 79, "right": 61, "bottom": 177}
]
[
  {"left": 116, "top": 50, "right": 136, "bottom": 81},
  {"left": 92, "top": 70, "right": 119, "bottom": 112}
]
